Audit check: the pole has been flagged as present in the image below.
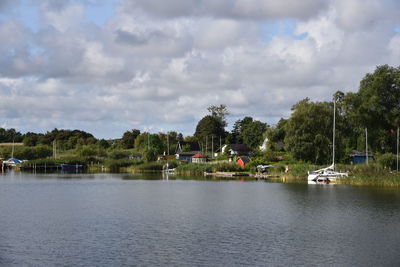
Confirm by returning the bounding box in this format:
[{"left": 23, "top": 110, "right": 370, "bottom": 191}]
[
  {"left": 220, "top": 136, "right": 222, "bottom": 154},
  {"left": 167, "top": 133, "right": 169, "bottom": 155},
  {"left": 11, "top": 139, "right": 14, "bottom": 158},
  {"left": 212, "top": 135, "right": 214, "bottom": 159},
  {"left": 147, "top": 133, "right": 150, "bottom": 150},
  {"left": 397, "top": 126, "right": 399, "bottom": 172},
  {"left": 365, "top": 128, "right": 368, "bottom": 165},
  {"left": 205, "top": 136, "right": 208, "bottom": 156},
  {"left": 53, "top": 140, "right": 57, "bottom": 159},
  {"left": 332, "top": 101, "right": 336, "bottom": 169}
]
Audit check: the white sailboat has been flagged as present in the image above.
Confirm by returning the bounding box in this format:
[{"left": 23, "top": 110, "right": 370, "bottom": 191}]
[{"left": 308, "top": 101, "right": 348, "bottom": 184}]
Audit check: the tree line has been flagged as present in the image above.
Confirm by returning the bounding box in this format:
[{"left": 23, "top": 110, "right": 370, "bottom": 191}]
[{"left": 1, "top": 64, "right": 399, "bottom": 164}]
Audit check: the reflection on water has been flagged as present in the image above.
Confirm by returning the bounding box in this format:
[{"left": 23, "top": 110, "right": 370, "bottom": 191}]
[{"left": 0, "top": 172, "right": 399, "bottom": 266}]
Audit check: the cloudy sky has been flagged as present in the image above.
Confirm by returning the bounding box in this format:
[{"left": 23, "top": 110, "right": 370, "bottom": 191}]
[{"left": 0, "top": 0, "right": 399, "bottom": 138}]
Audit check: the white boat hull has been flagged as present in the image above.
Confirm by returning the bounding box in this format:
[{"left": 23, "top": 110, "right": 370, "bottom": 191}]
[{"left": 308, "top": 165, "right": 348, "bottom": 184}]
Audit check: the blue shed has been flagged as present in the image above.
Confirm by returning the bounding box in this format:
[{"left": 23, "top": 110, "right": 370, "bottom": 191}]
[{"left": 350, "top": 151, "right": 374, "bottom": 164}]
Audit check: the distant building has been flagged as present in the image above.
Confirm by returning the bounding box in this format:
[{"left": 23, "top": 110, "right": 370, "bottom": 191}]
[
  {"left": 237, "top": 156, "right": 250, "bottom": 168},
  {"left": 192, "top": 153, "right": 208, "bottom": 163},
  {"left": 222, "top": 144, "right": 253, "bottom": 156},
  {"left": 175, "top": 141, "right": 202, "bottom": 162},
  {"left": 175, "top": 141, "right": 201, "bottom": 153},
  {"left": 350, "top": 151, "right": 375, "bottom": 164}
]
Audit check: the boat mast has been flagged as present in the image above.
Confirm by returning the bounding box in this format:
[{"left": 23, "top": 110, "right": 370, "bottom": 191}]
[
  {"left": 365, "top": 128, "right": 368, "bottom": 165},
  {"left": 332, "top": 100, "right": 336, "bottom": 170},
  {"left": 397, "top": 126, "right": 399, "bottom": 172},
  {"left": 167, "top": 133, "right": 169, "bottom": 155},
  {"left": 11, "top": 139, "right": 14, "bottom": 158}
]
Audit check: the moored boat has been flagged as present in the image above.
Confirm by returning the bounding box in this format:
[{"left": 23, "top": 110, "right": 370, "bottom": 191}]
[{"left": 308, "top": 100, "right": 348, "bottom": 184}]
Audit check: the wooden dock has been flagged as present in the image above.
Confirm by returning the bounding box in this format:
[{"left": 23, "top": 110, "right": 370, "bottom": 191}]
[
  {"left": 203, "top": 172, "right": 281, "bottom": 180},
  {"left": 204, "top": 172, "right": 249, "bottom": 177}
]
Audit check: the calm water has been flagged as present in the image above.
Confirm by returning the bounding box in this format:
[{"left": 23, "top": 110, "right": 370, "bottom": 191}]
[{"left": 0, "top": 171, "right": 399, "bottom": 266}]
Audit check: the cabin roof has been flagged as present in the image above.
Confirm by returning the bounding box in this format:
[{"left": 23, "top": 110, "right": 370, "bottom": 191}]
[
  {"left": 192, "top": 153, "right": 207, "bottom": 158},
  {"left": 237, "top": 156, "right": 250, "bottom": 163}
]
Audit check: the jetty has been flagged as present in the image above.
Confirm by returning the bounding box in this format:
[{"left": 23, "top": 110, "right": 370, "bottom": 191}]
[
  {"left": 204, "top": 172, "right": 249, "bottom": 177},
  {"left": 203, "top": 171, "right": 280, "bottom": 180}
]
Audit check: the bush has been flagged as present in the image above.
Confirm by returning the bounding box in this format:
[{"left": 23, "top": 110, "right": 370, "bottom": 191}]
[
  {"left": 103, "top": 159, "right": 139, "bottom": 169},
  {"left": 77, "top": 145, "right": 106, "bottom": 158},
  {"left": 175, "top": 163, "right": 213, "bottom": 173},
  {"left": 4, "top": 145, "right": 53, "bottom": 160},
  {"left": 213, "top": 162, "right": 247, "bottom": 172},
  {"left": 132, "top": 162, "right": 165, "bottom": 171},
  {"left": 377, "top": 153, "right": 395, "bottom": 169},
  {"left": 108, "top": 150, "right": 131, "bottom": 159},
  {"left": 261, "top": 150, "right": 276, "bottom": 162},
  {"left": 142, "top": 149, "right": 157, "bottom": 163}
]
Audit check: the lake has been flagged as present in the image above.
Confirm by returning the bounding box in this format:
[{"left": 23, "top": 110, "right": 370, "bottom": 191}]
[{"left": 0, "top": 171, "right": 399, "bottom": 266}]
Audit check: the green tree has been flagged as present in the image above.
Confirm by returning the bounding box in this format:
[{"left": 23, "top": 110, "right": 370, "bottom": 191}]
[
  {"left": 265, "top": 119, "right": 287, "bottom": 151},
  {"left": 344, "top": 65, "right": 400, "bottom": 153},
  {"left": 231, "top": 117, "right": 254, "bottom": 144},
  {"left": 23, "top": 132, "right": 42, "bottom": 146},
  {"left": 0, "top": 128, "right": 23, "bottom": 142},
  {"left": 242, "top": 120, "right": 268, "bottom": 150},
  {"left": 98, "top": 139, "right": 111, "bottom": 149},
  {"left": 230, "top": 117, "right": 268, "bottom": 149},
  {"left": 120, "top": 129, "right": 140, "bottom": 149},
  {"left": 284, "top": 98, "right": 337, "bottom": 164},
  {"left": 194, "top": 115, "right": 225, "bottom": 151},
  {"left": 208, "top": 104, "right": 229, "bottom": 127},
  {"left": 135, "top": 132, "right": 164, "bottom": 155},
  {"left": 143, "top": 148, "right": 158, "bottom": 162}
]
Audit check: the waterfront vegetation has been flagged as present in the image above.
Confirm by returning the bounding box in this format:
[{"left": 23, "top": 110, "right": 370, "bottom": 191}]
[
  {"left": 6, "top": 149, "right": 400, "bottom": 187},
  {"left": 1, "top": 65, "right": 400, "bottom": 187}
]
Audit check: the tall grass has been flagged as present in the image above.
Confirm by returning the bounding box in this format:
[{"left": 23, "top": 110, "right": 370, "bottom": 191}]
[
  {"left": 337, "top": 173, "right": 400, "bottom": 187},
  {"left": 129, "top": 162, "right": 166, "bottom": 171},
  {"left": 335, "top": 163, "right": 400, "bottom": 187}
]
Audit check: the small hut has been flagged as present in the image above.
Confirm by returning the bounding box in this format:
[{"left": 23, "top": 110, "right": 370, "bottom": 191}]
[
  {"left": 236, "top": 156, "right": 250, "bottom": 168},
  {"left": 192, "top": 153, "right": 208, "bottom": 163}
]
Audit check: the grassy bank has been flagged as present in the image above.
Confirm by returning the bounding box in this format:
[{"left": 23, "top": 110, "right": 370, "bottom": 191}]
[
  {"left": 257, "top": 162, "right": 400, "bottom": 186},
  {"left": 20, "top": 157, "right": 144, "bottom": 172},
  {"left": 336, "top": 164, "right": 400, "bottom": 187}
]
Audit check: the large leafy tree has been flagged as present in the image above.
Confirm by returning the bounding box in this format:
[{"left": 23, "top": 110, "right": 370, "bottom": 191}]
[
  {"left": 229, "top": 117, "right": 268, "bottom": 149},
  {"left": 207, "top": 104, "right": 229, "bottom": 127},
  {"left": 135, "top": 132, "right": 164, "bottom": 154},
  {"left": 194, "top": 115, "right": 225, "bottom": 151},
  {"left": 120, "top": 129, "right": 140, "bottom": 149},
  {"left": 284, "top": 98, "right": 336, "bottom": 164},
  {"left": 265, "top": 119, "right": 287, "bottom": 151},
  {"left": 0, "top": 128, "right": 23, "bottom": 142},
  {"left": 344, "top": 65, "right": 400, "bottom": 153}
]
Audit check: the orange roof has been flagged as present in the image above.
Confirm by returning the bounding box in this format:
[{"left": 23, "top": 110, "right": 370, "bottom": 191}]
[{"left": 192, "top": 153, "right": 207, "bottom": 158}]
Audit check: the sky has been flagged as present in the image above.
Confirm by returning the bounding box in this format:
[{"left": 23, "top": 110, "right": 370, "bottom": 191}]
[{"left": 0, "top": 0, "right": 399, "bottom": 139}]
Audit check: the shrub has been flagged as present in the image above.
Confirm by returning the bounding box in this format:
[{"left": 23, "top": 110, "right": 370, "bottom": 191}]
[
  {"left": 132, "top": 162, "right": 165, "bottom": 171},
  {"left": 108, "top": 150, "right": 131, "bottom": 159},
  {"left": 377, "top": 153, "right": 395, "bottom": 170}
]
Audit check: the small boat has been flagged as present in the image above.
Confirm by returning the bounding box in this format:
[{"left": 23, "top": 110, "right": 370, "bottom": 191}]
[
  {"left": 3, "top": 158, "right": 22, "bottom": 166},
  {"left": 307, "top": 164, "right": 348, "bottom": 183},
  {"left": 256, "top": 164, "right": 273, "bottom": 173},
  {"left": 164, "top": 168, "right": 175, "bottom": 173}
]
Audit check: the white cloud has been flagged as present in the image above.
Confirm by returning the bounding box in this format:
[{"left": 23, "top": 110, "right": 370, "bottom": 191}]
[
  {"left": 0, "top": 0, "right": 399, "bottom": 138},
  {"left": 122, "top": 0, "right": 330, "bottom": 20},
  {"left": 40, "top": 1, "right": 85, "bottom": 32}
]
